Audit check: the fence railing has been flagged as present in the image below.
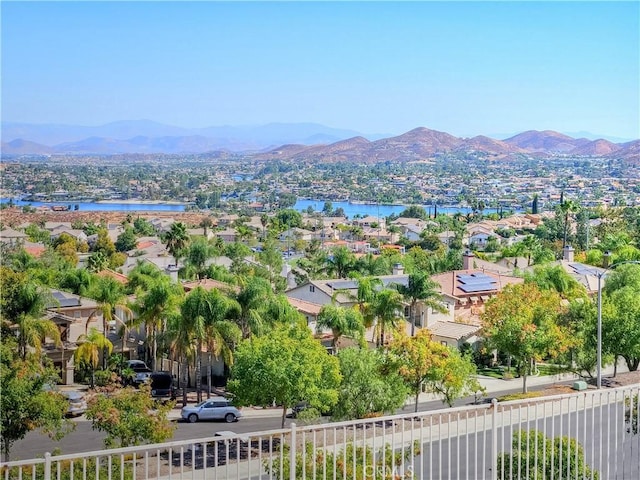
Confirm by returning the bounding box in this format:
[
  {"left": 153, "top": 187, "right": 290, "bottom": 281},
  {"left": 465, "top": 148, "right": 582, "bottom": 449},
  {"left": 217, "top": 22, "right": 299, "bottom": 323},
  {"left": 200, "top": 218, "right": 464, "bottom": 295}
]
[{"left": 2, "top": 384, "right": 639, "bottom": 480}]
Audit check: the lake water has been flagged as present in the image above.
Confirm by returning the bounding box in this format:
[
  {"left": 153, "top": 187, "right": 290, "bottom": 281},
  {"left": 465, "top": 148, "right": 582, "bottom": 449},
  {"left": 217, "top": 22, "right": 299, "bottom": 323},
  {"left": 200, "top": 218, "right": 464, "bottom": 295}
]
[
  {"left": 2, "top": 198, "right": 514, "bottom": 217},
  {"left": 1, "top": 199, "right": 186, "bottom": 212},
  {"left": 293, "top": 199, "right": 509, "bottom": 218}
]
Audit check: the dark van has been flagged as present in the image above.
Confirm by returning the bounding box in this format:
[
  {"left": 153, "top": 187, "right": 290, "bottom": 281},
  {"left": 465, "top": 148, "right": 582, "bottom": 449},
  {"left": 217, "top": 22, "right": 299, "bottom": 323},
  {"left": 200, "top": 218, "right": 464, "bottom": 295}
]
[{"left": 150, "top": 372, "right": 178, "bottom": 401}]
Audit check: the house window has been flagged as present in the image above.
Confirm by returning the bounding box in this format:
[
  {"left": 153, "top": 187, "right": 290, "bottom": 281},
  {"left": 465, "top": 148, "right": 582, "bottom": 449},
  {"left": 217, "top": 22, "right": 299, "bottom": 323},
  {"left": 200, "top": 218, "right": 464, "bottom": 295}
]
[
  {"left": 74, "top": 311, "right": 81, "bottom": 318},
  {"left": 441, "top": 341, "right": 448, "bottom": 346},
  {"left": 309, "top": 285, "right": 315, "bottom": 293},
  {"left": 404, "top": 306, "right": 410, "bottom": 318}
]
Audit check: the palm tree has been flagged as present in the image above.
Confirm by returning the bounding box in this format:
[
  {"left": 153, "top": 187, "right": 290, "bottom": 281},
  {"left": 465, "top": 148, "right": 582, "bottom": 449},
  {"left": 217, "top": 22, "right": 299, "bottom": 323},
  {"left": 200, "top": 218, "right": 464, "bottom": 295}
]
[
  {"left": 325, "top": 246, "right": 356, "bottom": 278},
  {"left": 164, "top": 314, "right": 195, "bottom": 407},
  {"left": 185, "top": 237, "right": 215, "bottom": 280},
  {"left": 372, "top": 288, "right": 405, "bottom": 347},
  {"left": 126, "top": 261, "right": 164, "bottom": 293},
  {"left": 129, "top": 276, "right": 183, "bottom": 371},
  {"left": 163, "top": 221, "right": 190, "bottom": 267},
  {"left": 316, "top": 304, "right": 364, "bottom": 351},
  {"left": 396, "top": 272, "right": 446, "bottom": 336},
  {"left": 85, "top": 276, "right": 132, "bottom": 369},
  {"left": 75, "top": 327, "right": 113, "bottom": 388},
  {"left": 180, "top": 287, "right": 240, "bottom": 402},
  {"left": 234, "top": 276, "right": 273, "bottom": 338},
  {"left": 558, "top": 199, "right": 580, "bottom": 248},
  {"left": 7, "top": 281, "right": 61, "bottom": 360}
]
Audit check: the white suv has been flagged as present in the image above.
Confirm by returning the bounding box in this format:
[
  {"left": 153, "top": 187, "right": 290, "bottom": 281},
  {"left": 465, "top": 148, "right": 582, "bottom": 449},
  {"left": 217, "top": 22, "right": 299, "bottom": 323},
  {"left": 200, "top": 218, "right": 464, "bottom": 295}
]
[{"left": 181, "top": 397, "right": 242, "bottom": 423}]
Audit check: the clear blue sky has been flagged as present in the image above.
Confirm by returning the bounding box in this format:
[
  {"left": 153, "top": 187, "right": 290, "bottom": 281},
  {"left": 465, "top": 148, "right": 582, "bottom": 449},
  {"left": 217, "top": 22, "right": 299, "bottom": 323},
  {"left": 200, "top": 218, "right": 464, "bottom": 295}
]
[{"left": 2, "top": 1, "right": 639, "bottom": 139}]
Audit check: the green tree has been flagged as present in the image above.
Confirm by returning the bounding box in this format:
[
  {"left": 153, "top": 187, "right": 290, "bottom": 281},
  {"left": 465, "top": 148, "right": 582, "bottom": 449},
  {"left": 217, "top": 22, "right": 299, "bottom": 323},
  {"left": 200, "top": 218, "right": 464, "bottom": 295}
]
[
  {"left": 498, "top": 430, "right": 598, "bottom": 480},
  {"left": 114, "top": 226, "right": 137, "bottom": 252},
  {"left": 74, "top": 327, "right": 113, "bottom": 388},
  {"left": 316, "top": 304, "right": 364, "bottom": 351},
  {"left": 163, "top": 221, "right": 190, "bottom": 266},
  {"left": 426, "top": 348, "right": 484, "bottom": 407},
  {"left": 94, "top": 228, "right": 116, "bottom": 257},
  {"left": 396, "top": 271, "right": 447, "bottom": 336},
  {"left": 558, "top": 199, "right": 580, "bottom": 249},
  {"left": 333, "top": 347, "right": 407, "bottom": 420},
  {"left": 0, "top": 338, "right": 72, "bottom": 460},
  {"left": 228, "top": 323, "right": 341, "bottom": 428},
  {"left": 133, "top": 217, "right": 155, "bottom": 236},
  {"left": 399, "top": 205, "right": 428, "bottom": 220},
  {"left": 185, "top": 236, "right": 215, "bottom": 279},
  {"left": 525, "top": 264, "right": 587, "bottom": 300},
  {"left": 86, "top": 384, "right": 175, "bottom": 449},
  {"left": 482, "top": 284, "right": 574, "bottom": 392},
  {"left": 388, "top": 330, "right": 450, "bottom": 412}
]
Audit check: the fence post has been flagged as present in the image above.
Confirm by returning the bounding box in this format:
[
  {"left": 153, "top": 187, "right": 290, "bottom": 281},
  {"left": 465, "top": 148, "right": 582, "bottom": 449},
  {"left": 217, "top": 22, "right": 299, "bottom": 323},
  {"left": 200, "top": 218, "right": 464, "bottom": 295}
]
[
  {"left": 290, "top": 422, "right": 297, "bottom": 480},
  {"left": 44, "top": 452, "right": 52, "bottom": 480},
  {"left": 491, "top": 398, "right": 498, "bottom": 480}
]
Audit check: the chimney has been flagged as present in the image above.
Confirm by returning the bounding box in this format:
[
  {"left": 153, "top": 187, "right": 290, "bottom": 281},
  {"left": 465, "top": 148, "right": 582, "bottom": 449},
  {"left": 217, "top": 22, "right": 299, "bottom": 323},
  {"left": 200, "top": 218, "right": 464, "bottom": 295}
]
[
  {"left": 392, "top": 263, "right": 404, "bottom": 275},
  {"left": 463, "top": 250, "right": 475, "bottom": 270},
  {"left": 165, "top": 265, "right": 179, "bottom": 283},
  {"left": 603, "top": 251, "right": 612, "bottom": 268},
  {"left": 562, "top": 245, "right": 574, "bottom": 262}
]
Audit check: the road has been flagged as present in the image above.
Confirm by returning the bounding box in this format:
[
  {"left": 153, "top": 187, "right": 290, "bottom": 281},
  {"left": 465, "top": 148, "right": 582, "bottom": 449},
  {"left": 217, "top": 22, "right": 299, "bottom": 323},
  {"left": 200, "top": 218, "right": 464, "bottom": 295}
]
[{"left": 11, "top": 381, "right": 575, "bottom": 460}]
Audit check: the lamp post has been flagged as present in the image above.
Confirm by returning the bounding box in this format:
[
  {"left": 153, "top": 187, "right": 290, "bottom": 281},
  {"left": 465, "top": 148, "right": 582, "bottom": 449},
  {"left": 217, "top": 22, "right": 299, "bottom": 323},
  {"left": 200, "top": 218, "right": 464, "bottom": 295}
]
[{"left": 596, "top": 256, "right": 640, "bottom": 389}]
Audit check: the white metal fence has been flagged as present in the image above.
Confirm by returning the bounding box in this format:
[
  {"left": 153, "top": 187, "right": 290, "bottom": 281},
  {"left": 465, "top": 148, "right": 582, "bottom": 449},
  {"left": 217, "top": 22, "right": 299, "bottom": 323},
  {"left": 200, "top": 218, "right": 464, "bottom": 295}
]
[{"left": 2, "top": 384, "right": 639, "bottom": 480}]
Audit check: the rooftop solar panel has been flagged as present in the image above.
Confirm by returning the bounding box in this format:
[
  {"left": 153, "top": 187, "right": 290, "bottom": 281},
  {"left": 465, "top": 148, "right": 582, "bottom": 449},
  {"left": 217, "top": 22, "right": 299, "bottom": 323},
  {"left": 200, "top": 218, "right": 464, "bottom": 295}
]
[{"left": 459, "top": 283, "right": 497, "bottom": 293}]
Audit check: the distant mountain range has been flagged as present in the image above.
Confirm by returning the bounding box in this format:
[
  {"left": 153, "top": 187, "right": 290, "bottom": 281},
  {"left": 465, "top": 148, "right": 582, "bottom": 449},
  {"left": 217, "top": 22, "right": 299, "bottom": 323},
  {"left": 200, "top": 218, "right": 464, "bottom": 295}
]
[
  {"left": 1, "top": 120, "right": 638, "bottom": 160},
  {"left": 255, "top": 128, "right": 640, "bottom": 163}
]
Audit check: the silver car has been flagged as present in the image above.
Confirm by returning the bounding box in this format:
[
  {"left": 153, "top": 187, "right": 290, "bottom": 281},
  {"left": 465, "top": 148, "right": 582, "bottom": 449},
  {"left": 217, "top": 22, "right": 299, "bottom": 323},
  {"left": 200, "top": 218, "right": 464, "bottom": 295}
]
[{"left": 181, "top": 397, "right": 242, "bottom": 423}]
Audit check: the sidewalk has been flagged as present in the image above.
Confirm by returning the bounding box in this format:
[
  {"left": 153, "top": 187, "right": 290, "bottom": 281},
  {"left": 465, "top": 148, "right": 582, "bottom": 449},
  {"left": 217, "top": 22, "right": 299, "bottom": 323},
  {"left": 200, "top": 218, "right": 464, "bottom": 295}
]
[{"left": 168, "top": 365, "right": 626, "bottom": 421}]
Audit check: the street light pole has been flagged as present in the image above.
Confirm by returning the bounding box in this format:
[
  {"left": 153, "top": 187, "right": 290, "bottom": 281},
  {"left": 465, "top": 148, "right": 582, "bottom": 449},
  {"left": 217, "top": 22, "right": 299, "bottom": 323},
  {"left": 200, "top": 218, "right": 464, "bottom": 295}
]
[{"left": 596, "top": 257, "right": 640, "bottom": 389}]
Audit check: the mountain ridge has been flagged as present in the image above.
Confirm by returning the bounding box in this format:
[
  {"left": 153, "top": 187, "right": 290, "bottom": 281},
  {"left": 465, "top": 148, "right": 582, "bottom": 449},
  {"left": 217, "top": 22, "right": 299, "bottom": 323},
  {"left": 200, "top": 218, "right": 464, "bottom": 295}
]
[{"left": 1, "top": 123, "right": 638, "bottom": 160}]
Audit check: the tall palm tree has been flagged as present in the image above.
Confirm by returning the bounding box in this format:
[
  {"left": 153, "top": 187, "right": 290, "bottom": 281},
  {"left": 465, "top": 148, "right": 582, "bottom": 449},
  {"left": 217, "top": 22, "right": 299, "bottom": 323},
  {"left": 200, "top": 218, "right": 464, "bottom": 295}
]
[
  {"left": 164, "top": 314, "right": 195, "bottom": 407},
  {"left": 180, "top": 287, "right": 240, "bottom": 402},
  {"left": 234, "top": 276, "right": 273, "bottom": 338},
  {"left": 85, "top": 276, "right": 132, "bottom": 369},
  {"left": 316, "top": 304, "right": 364, "bottom": 351},
  {"left": 396, "top": 272, "right": 446, "bottom": 336},
  {"left": 558, "top": 199, "right": 580, "bottom": 248},
  {"left": 6, "top": 281, "right": 61, "bottom": 360},
  {"left": 75, "top": 327, "right": 113, "bottom": 388},
  {"left": 325, "top": 246, "right": 356, "bottom": 279},
  {"left": 372, "top": 288, "right": 405, "bottom": 347},
  {"left": 126, "top": 261, "right": 165, "bottom": 293},
  {"left": 129, "top": 276, "right": 183, "bottom": 371},
  {"left": 163, "top": 221, "right": 190, "bottom": 267}
]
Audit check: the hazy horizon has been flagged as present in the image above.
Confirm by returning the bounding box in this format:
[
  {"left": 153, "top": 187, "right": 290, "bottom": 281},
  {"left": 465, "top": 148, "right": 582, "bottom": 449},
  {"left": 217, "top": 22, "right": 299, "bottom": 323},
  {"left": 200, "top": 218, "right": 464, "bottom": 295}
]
[{"left": 2, "top": 2, "right": 638, "bottom": 139}]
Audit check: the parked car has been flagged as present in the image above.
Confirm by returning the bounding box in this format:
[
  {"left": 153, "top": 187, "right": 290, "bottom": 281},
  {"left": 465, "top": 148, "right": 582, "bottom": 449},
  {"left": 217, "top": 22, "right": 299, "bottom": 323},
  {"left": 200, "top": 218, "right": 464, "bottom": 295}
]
[
  {"left": 181, "top": 397, "right": 242, "bottom": 423},
  {"left": 61, "top": 390, "right": 87, "bottom": 417},
  {"left": 126, "top": 359, "right": 152, "bottom": 385},
  {"left": 149, "top": 371, "right": 179, "bottom": 401}
]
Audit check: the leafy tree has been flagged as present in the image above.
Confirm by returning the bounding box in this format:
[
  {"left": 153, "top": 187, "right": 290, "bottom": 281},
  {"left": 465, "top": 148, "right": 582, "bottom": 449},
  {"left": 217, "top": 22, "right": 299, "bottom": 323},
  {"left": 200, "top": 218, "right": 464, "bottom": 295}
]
[
  {"left": 86, "top": 250, "right": 109, "bottom": 272},
  {"left": 228, "top": 323, "right": 341, "bottom": 427},
  {"left": 233, "top": 276, "right": 275, "bottom": 338},
  {"left": 93, "top": 228, "right": 116, "bottom": 257},
  {"left": 53, "top": 233, "right": 79, "bottom": 265},
  {"left": 426, "top": 348, "right": 484, "bottom": 407},
  {"left": 185, "top": 236, "right": 215, "bottom": 279},
  {"left": 133, "top": 217, "right": 155, "bottom": 236},
  {"left": 0, "top": 338, "right": 72, "bottom": 460},
  {"left": 387, "top": 330, "right": 450, "bottom": 411},
  {"left": 498, "top": 430, "right": 598, "bottom": 480},
  {"left": 60, "top": 268, "right": 95, "bottom": 296},
  {"left": 86, "top": 384, "right": 175, "bottom": 449},
  {"left": 396, "top": 271, "right": 447, "bottom": 336},
  {"left": 275, "top": 208, "right": 302, "bottom": 229},
  {"left": 482, "top": 284, "right": 574, "bottom": 392},
  {"left": 316, "top": 304, "right": 364, "bottom": 351},
  {"left": 399, "top": 205, "right": 428, "bottom": 220},
  {"left": 114, "top": 226, "right": 137, "bottom": 252},
  {"left": 74, "top": 327, "right": 113, "bottom": 388},
  {"left": 333, "top": 347, "right": 407, "bottom": 420},
  {"left": 163, "top": 221, "right": 190, "bottom": 266}
]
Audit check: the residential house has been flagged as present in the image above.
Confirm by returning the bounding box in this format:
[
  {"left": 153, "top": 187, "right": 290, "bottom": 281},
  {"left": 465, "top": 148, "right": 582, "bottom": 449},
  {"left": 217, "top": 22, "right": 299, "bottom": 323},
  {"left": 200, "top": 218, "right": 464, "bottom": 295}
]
[{"left": 0, "top": 227, "right": 28, "bottom": 245}]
